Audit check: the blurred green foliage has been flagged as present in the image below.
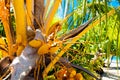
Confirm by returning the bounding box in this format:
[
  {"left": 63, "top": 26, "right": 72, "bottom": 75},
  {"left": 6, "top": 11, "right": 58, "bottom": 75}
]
[{"left": 0, "top": 21, "right": 5, "bottom": 37}]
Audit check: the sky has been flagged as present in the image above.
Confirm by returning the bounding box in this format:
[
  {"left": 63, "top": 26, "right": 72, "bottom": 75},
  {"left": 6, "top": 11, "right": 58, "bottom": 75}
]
[
  {"left": 108, "top": 0, "right": 120, "bottom": 7},
  {"left": 54, "top": 0, "right": 120, "bottom": 29},
  {"left": 56, "top": 0, "right": 120, "bottom": 19}
]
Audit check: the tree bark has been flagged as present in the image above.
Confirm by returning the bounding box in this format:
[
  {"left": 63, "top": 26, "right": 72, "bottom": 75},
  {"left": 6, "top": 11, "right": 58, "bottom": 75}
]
[{"left": 10, "top": 29, "right": 43, "bottom": 80}]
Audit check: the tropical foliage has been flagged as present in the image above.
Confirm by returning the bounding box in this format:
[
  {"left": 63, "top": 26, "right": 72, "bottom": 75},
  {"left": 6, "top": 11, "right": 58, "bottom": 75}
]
[{"left": 0, "top": 0, "right": 120, "bottom": 80}]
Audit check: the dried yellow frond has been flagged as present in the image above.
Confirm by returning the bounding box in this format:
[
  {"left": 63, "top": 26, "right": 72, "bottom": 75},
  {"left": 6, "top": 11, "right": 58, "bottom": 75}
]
[
  {"left": 0, "top": 0, "right": 13, "bottom": 56},
  {"left": 16, "top": 34, "right": 22, "bottom": 44},
  {"left": 47, "top": 22, "right": 61, "bottom": 36},
  {"left": 29, "top": 40, "right": 42, "bottom": 48},
  {"left": 0, "top": 37, "right": 6, "bottom": 45},
  {"left": 26, "top": 0, "right": 33, "bottom": 26},
  {"left": 0, "top": 37, "right": 9, "bottom": 57},
  {"left": 0, "top": 50, "right": 9, "bottom": 58},
  {"left": 16, "top": 45, "right": 24, "bottom": 56},
  {"left": 37, "top": 44, "right": 50, "bottom": 55},
  {"left": 13, "top": 0, "right": 27, "bottom": 46},
  {"left": 12, "top": 44, "right": 18, "bottom": 53},
  {"left": 45, "top": 0, "right": 62, "bottom": 35},
  {"left": 0, "top": 37, "right": 8, "bottom": 57},
  {"left": 0, "top": 45, "right": 7, "bottom": 52},
  {"left": 74, "top": 73, "right": 83, "bottom": 80}
]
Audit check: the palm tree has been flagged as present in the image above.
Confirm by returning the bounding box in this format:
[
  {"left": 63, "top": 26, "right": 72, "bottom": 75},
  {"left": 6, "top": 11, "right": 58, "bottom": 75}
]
[{"left": 0, "top": 0, "right": 119, "bottom": 80}]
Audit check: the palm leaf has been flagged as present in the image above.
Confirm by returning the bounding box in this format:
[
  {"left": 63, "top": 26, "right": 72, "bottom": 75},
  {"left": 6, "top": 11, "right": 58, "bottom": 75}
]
[
  {"left": 43, "top": 9, "right": 116, "bottom": 78},
  {"left": 45, "top": 0, "right": 62, "bottom": 36}
]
